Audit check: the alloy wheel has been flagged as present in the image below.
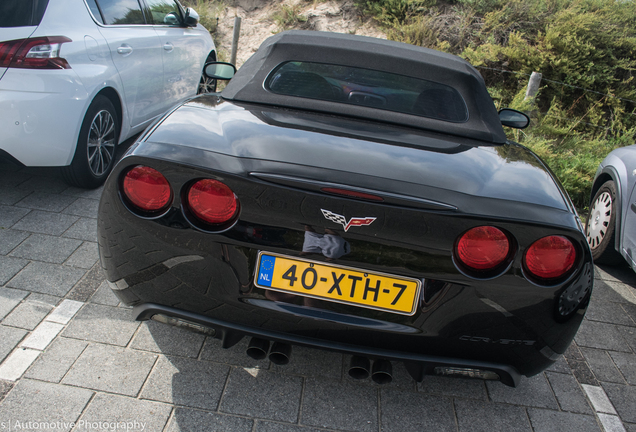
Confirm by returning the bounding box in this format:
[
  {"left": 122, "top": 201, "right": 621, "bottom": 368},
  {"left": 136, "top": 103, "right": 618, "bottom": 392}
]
[{"left": 87, "top": 109, "right": 116, "bottom": 176}]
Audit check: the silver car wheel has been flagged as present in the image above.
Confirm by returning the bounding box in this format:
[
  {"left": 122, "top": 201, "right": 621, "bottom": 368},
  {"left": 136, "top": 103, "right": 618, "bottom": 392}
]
[
  {"left": 198, "top": 74, "right": 217, "bottom": 94},
  {"left": 587, "top": 191, "right": 612, "bottom": 249},
  {"left": 87, "top": 109, "right": 116, "bottom": 177}
]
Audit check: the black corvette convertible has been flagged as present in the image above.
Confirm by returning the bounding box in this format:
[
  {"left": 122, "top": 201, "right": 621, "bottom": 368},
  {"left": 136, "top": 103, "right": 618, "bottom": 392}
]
[{"left": 98, "top": 31, "right": 593, "bottom": 387}]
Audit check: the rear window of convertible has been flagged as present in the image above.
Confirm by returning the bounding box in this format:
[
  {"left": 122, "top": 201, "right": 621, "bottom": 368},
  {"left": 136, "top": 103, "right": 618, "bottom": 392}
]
[{"left": 265, "top": 61, "right": 469, "bottom": 123}]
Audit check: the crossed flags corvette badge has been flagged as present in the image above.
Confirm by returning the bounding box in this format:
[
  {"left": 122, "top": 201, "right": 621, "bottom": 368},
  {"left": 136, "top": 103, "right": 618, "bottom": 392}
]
[{"left": 321, "top": 209, "right": 376, "bottom": 232}]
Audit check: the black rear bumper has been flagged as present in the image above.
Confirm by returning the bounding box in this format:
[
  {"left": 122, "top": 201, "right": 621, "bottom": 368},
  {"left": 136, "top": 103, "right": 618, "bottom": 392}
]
[{"left": 134, "top": 302, "right": 522, "bottom": 386}]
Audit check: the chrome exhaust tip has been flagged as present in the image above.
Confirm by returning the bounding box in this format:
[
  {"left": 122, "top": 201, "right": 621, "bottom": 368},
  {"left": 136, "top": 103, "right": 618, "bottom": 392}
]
[
  {"left": 268, "top": 342, "right": 292, "bottom": 365},
  {"left": 246, "top": 337, "right": 270, "bottom": 360},
  {"left": 371, "top": 360, "right": 393, "bottom": 385},
  {"left": 348, "top": 356, "right": 371, "bottom": 380}
]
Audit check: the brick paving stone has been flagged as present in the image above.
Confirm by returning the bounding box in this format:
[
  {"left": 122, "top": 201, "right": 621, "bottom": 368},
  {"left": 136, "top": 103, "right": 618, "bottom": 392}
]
[
  {"left": 21, "top": 321, "right": 64, "bottom": 350},
  {"left": 11, "top": 210, "right": 78, "bottom": 235},
  {"left": 0, "top": 188, "right": 31, "bottom": 206},
  {"left": 221, "top": 368, "right": 303, "bottom": 424},
  {"left": 271, "top": 345, "right": 342, "bottom": 379},
  {"left": 418, "top": 375, "right": 487, "bottom": 400},
  {"left": 574, "top": 320, "right": 631, "bottom": 352},
  {"left": 61, "top": 198, "right": 100, "bottom": 218},
  {"left": 65, "top": 264, "right": 104, "bottom": 302},
  {"left": 0, "top": 379, "right": 13, "bottom": 402},
  {"left": 545, "top": 371, "right": 593, "bottom": 414},
  {"left": 79, "top": 393, "right": 172, "bottom": 432},
  {"left": 200, "top": 337, "right": 271, "bottom": 369},
  {"left": 0, "top": 287, "right": 28, "bottom": 320},
  {"left": 62, "top": 303, "right": 140, "bottom": 346},
  {"left": 301, "top": 376, "right": 377, "bottom": 432},
  {"left": 591, "top": 280, "right": 632, "bottom": 304},
  {"left": 0, "top": 205, "right": 29, "bottom": 228},
  {"left": 61, "top": 186, "right": 104, "bottom": 200},
  {"left": 580, "top": 348, "right": 626, "bottom": 384},
  {"left": 255, "top": 422, "right": 333, "bottom": 432},
  {"left": 24, "top": 337, "right": 88, "bottom": 383},
  {"left": 585, "top": 299, "right": 635, "bottom": 326},
  {"left": 0, "top": 229, "right": 28, "bottom": 255},
  {"left": 380, "top": 388, "right": 455, "bottom": 432},
  {"left": 140, "top": 355, "right": 229, "bottom": 410},
  {"left": 28, "top": 293, "right": 61, "bottom": 307},
  {"left": 62, "top": 217, "right": 98, "bottom": 241},
  {"left": 7, "top": 262, "right": 85, "bottom": 297},
  {"left": 0, "top": 256, "right": 28, "bottom": 285},
  {"left": 567, "top": 358, "right": 600, "bottom": 386},
  {"left": 598, "top": 414, "right": 629, "bottom": 432},
  {"left": 617, "top": 325, "right": 636, "bottom": 353},
  {"left": 16, "top": 175, "right": 69, "bottom": 194},
  {"left": 624, "top": 422, "right": 636, "bottom": 432},
  {"left": 605, "top": 281, "right": 636, "bottom": 304},
  {"left": 545, "top": 355, "right": 571, "bottom": 374},
  {"left": 166, "top": 408, "right": 254, "bottom": 432},
  {"left": 89, "top": 281, "right": 120, "bottom": 306},
  {"left": 487, "top": 374, "right": 558, "bottom": 409},
  {"left": 62, "top": 344, "right": 157, "bottom": 397},
  {"left": 45, "top": 299, "right": 83, "bottom": 324},
  {"left": 1, "top": 299, "right": 53, "bottom": 330},
  {"left": 0, "top": 379, "right": 93, "bottom": 432},
  {"left": 622, "top": 304, "right": 636, "bottom": 326},
  {"left": 15, "top": 192, "right": 77, "bottom": 212},
  {"left": 64, "top": 241, "right": 99, "bottom": 269},
  {"left": 602, "top": 382, "right": 636, "bottom": 423},
  {"left": 0, "top": 348, "right": 40, "bottom": 381},
  {"left": 130, "top": 321, "right": 206, "bottom": 358},
  {"left": 527, "top": 409, "right": 601, "bottom": 432},
  {"left": 0, "top": 325, "right": 28, "bottom": 363},
  {"left": 9, "top": 234, "right": 81, "bottom": 264},
  {"left": 455, "top": 399, "right": 532, "bottom": 432},
  {"left": 607, "top": 352, "right": 636, "bottom": 385}
]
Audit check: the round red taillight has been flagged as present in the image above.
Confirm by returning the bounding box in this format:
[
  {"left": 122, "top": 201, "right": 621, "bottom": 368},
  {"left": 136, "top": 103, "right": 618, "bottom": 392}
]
[
  {"left": 524, "top": 236, "right": 576, "bottom": 280},
  {"left": 456, "top": 226, "right": 510, "bottom": 271},
  {"left": 122, "top": 166, "right": 172, "bottom": 213},
  {"left": 186, "top": 179, "right": 239, "bottom": 226}
]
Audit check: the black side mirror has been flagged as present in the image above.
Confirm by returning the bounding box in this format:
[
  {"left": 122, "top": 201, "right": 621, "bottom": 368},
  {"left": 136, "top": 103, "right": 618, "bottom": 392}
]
[
  {"left": 184, "top": 7, "right": 199, "bottom": 27},
  {"left": 499, "top": 108, "right": 530, "bottom": 129},
  {"left": 204, "top": 62, "right": 236, "bottom": 80}
]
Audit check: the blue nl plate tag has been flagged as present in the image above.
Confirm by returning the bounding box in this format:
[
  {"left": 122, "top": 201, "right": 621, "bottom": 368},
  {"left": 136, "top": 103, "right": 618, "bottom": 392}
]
[{"left": 257, "top": 254, "right": 276, "bottom": 287}]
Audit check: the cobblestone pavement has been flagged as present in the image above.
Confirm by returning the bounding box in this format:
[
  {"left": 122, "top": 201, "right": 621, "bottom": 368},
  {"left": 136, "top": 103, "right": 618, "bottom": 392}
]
[{"left": 1, "top": 160, "right": 636, "bottom": 432}]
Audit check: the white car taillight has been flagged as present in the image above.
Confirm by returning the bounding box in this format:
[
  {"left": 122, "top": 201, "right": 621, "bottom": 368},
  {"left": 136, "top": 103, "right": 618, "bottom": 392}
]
[{"left": 0, "top": 36, "right": 72, "bottom": 69}]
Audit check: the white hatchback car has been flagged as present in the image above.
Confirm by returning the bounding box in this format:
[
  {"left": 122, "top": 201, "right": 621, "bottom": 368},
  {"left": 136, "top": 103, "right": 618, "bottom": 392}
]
[{"left": 0, "top": 0, "right": 216, "bottom": 188}]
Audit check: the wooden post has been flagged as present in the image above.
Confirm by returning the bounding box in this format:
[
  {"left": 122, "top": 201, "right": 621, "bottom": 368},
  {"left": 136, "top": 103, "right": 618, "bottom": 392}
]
[
  {"left": 525, "top": 72, "right": 542, "bottom": 101},
  {"left": 230, "top": 16, "right": 241, "bottom": 66}
]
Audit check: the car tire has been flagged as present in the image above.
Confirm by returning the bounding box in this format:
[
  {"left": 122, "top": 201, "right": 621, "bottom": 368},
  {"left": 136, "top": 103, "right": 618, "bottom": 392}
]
[
  {"left": 62, "top": 95, "right": 119, "bottom": 189},
  {"left": 585, "top": 180, "right": 624, "bottom": 265}
]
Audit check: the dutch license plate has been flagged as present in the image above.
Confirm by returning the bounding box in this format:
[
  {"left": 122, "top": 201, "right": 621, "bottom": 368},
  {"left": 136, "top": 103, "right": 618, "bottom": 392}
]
[{"left": 254, "top": 252, "right": 421, "bottom": 316}]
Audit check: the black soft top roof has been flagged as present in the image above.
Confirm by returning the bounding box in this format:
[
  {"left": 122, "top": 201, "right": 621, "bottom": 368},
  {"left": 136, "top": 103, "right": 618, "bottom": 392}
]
[{"left": 221, "top": 31, "right": 507, "bottom": 144}]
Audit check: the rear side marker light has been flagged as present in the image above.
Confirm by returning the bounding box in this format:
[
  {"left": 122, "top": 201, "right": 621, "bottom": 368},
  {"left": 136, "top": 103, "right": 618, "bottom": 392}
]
[
  {"left": 122, "top": 166, "right": 172, "bottom": 215},
  {"left": 185, "top": 179, "right": 239, "bottom": 228},
  {"left": 0, "top": 37, "right": 72, "bottom": 69},
  {"left": 524, "top": 235, "right": 576, "bottom": 281},
  {"left": 455, "top": 226, "right": 511, "bottom": 272}
]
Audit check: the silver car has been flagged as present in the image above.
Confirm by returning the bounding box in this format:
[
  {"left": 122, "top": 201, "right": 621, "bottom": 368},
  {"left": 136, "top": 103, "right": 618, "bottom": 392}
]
[
  {"left": 0, "top": 0, "right": 216, "bottom": 188},
  {"left": 586, "top": 145, "right": 636, "bottom": 270}
]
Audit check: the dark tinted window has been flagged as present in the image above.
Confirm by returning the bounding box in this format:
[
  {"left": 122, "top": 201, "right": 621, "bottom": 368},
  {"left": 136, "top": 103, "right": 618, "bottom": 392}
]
[
  {"left": 0, "top": 0, "right": 49, "bottom": 27},
  {"left": 95, "top": 0, "right": 145, "bottom": 25},
  {"left": 85, "top": 0, "right": 105, "bottom": 24},
  {"left": 266, "top": 61, "right": 469, "bottom": 123}
]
